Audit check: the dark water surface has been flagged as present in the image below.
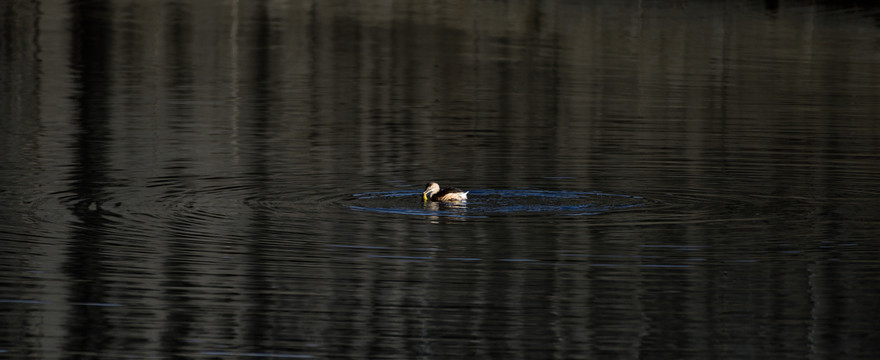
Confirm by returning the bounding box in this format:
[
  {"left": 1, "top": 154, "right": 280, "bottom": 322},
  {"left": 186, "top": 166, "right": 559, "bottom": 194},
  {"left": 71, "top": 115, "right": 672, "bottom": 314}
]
[{"left": 2, "top": 1, "right": 880, "bottom": 358}]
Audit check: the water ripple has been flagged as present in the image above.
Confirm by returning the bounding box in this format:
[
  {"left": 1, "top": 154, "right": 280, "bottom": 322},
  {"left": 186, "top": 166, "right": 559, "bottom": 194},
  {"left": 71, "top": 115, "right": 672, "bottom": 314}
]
[{"left": 347, "top": 189, "right": 646, "bottom": 217}]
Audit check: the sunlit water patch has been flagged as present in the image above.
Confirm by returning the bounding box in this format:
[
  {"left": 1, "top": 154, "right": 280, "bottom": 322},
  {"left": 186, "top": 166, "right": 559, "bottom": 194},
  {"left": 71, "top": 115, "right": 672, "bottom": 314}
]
[{"left": 347, "top": 189, "right": 648, "bottom": 217}]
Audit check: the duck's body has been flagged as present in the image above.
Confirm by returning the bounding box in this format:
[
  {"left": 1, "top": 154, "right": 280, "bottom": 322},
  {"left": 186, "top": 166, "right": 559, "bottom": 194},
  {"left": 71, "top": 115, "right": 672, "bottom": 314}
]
[{"left": 423, "top": 182, "right": 468, "bottom": 202}]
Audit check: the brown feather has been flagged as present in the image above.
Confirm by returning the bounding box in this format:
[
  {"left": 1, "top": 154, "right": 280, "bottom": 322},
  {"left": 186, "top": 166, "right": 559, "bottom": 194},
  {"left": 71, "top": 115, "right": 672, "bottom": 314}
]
[{"left": 432, "top": 188, "right": 467, "bottom": 202}]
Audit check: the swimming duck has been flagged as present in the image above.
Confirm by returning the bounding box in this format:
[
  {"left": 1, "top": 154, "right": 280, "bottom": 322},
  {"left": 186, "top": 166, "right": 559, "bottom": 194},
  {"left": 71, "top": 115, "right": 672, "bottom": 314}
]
[{"left": 423, "top": 182, "right": 468, "bottom": 202}]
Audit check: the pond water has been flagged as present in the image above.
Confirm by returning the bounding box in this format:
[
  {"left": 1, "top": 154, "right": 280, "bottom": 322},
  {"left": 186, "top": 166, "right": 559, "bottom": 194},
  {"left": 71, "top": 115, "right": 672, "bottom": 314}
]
[{"left": 2, "top": 1, "right": 880, "bottom": 358}]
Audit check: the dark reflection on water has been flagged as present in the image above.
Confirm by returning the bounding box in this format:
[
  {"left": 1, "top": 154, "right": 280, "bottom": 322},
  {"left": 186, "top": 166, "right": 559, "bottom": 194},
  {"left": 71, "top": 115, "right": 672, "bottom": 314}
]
[{"left": 2, "top": 0, "right": 880, "bottom": 358}]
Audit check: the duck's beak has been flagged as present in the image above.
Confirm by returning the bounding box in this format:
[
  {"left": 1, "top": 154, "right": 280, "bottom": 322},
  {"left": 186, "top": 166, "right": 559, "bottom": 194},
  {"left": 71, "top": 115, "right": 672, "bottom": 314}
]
[{"left": 422, "top": 192, "right": 428, "bottom": 202}]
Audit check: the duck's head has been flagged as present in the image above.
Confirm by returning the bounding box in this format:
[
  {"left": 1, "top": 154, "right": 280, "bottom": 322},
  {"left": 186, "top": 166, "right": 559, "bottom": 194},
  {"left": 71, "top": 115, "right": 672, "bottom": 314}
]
[{"left": 423, "top": 182, "right": 440, "bottom": 201}]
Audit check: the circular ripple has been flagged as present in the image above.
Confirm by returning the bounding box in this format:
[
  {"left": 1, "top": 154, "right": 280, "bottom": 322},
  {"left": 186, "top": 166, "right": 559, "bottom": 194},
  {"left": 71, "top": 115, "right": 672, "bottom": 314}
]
[{"left": 347, "top": 189, "right": 648, "bottom": 217}]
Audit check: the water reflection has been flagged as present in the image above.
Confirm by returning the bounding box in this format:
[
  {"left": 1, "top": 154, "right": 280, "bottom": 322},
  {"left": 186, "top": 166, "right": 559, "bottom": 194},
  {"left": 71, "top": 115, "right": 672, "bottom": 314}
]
[{"left": 1, "top": 0, "right": 880, "bottom": 359}]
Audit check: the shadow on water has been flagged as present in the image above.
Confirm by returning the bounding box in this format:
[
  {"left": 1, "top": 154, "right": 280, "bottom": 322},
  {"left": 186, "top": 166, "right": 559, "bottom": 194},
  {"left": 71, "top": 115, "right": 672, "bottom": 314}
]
[{"left": 61, "top": 1, "right": 116, "bottom": 357}]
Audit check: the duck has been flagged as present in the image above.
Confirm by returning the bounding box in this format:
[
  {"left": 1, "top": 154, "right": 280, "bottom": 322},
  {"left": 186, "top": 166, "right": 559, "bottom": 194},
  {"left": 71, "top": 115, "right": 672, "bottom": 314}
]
[{"left": 423, "top": 182, "right": 468, "bottom": 202}]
